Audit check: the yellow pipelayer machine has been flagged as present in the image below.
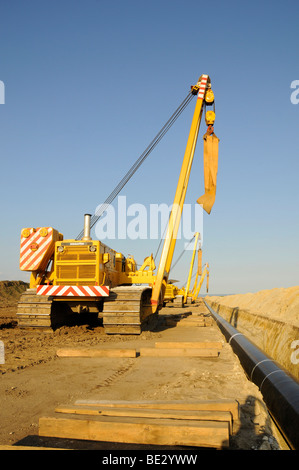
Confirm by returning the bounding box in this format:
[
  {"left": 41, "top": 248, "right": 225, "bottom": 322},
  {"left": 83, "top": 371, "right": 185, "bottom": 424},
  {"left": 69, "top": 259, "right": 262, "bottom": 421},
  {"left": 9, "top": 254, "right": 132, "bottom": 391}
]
[{"left": 17, "top": 74, "right": 219, "bottom": 334}]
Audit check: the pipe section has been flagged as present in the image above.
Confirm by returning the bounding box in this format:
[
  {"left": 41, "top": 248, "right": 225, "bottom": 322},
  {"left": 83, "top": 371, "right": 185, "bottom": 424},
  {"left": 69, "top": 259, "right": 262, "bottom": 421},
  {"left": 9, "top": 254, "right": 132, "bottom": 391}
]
[{"left": 204, "top": 300, "right": 299, "bottom": 450}]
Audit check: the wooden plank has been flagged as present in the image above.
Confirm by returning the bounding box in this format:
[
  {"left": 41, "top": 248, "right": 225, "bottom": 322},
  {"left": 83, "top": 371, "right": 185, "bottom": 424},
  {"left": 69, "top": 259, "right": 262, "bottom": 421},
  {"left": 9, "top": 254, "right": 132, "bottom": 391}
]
[
  {"left": 54, "top": 406, "right": 232, "bottom": 432},
  {"left": 175, "top": 321, "right": 213, "bottom": 327},
  {"left": 164, "top": 320, "right": 206, "bottom": 328},
  {"left": 38, "top": 416, "right": 230, "bottom": 448},
  {"left": 164, "top": 316, "right": 213, "bottom": 326},
  {"left": 139, "top": 347, "right": 219, "bottom": 357},
  {"left": 0, "top": 445, "right": 68, "bottom": 450},
  {"left": 165, "top": 317, "right": 205, "bottom": 322},
  {"left": 181, "top": 316, "right": 206, "bottom": 321},
  {"left": 74, "top": 399, "right": 239, "bottom": 421},
  {"left": 190, "top": 316, "right": 212, "bottom": 320},
  {"left": 155, "top": 341, "right": 222, "bottom": 349},
  {"left": 180, "top": 317, "right": 213, "bottom": 324},
  {"left": 56, "top": 348, "right": 136, "bottom": 358}
]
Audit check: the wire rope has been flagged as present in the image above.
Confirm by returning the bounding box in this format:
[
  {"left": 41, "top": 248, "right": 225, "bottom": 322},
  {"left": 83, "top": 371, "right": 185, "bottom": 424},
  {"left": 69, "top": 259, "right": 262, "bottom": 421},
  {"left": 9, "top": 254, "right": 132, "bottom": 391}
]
[
  {"left": 169, "top": 236, "right": 194, "bottom": 273},
  {"left": 76, "top": 91, "right": 195, "bottom": 240}
]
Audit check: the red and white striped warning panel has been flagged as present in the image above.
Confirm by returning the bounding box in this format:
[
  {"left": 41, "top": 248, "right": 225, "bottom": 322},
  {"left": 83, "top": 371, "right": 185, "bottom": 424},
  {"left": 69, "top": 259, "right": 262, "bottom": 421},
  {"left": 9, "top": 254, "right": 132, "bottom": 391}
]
[
  {"left": 36, "top": 285, "right": 110, "bottom": 297},
  {"left": 197, "top": 74, "right": 208, "bottom": 100},
  {"left": 20, "top": 227, "right": 59, "bottom": 272}
]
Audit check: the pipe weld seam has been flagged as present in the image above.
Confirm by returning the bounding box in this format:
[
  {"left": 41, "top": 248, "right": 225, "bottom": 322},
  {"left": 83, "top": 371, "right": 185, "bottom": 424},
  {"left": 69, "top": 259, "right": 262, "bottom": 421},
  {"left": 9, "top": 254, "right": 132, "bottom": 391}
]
[
  {"left": 259, "top": 369, "right": 285, "bottom": 392},
  {"left": 228, "top": 332, "right": 244, "bottom": 344},
  {"left": 250, "top": 358, "right": 273, "bottom": 381}
]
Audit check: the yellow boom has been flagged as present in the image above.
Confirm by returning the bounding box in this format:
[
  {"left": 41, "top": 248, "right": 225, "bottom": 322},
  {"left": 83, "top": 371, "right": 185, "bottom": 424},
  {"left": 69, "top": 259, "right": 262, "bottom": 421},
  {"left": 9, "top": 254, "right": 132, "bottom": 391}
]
[
  {"left": 151, "top": 74, "right": 218, "bottom": 312},
  {"left": 191, "top": 246, "right": 202, "bottom": 296},
  {"left": 183, "top": 232, "right": 200, "bottom": 304},
  {"left": 192, "top": 263, "right": 210, "bottom": 301}
]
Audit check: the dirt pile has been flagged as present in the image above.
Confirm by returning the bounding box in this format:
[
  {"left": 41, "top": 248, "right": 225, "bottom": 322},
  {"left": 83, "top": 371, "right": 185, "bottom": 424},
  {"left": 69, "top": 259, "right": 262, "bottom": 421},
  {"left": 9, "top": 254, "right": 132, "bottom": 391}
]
[
  {"left": 207, "top": 286, "right": 299, "bottom": 327},
  {"left": 206, "top": 286, "right": 299, "bottom": 380},
  {"left": 0, "top": 281, "right": 28, "bottom": 328},
  {"left": 0, "top": 281, "right": 28, "bottom": 307}
]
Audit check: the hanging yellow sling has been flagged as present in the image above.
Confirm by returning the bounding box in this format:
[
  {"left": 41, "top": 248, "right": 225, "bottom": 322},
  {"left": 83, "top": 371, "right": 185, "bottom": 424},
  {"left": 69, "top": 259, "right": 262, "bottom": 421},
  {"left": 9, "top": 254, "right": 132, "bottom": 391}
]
[{"left": 197, "top": 131, "right": 219, "bottom": 214}]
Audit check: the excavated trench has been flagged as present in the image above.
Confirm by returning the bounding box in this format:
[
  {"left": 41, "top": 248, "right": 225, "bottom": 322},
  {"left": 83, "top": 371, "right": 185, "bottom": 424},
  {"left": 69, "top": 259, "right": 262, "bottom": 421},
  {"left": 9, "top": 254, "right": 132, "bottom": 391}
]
[
  {"left": 206, "top": 300, "right": 299, "bottom": 381},
  {"left": 204, "top": 300, "right": 299, "bottom": 450}
]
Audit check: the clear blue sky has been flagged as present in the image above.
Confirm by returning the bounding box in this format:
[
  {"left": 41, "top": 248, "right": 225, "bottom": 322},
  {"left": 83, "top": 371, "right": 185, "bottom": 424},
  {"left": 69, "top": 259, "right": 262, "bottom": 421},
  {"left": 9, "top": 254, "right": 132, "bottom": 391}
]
[{"left": 0, "top": 0, "right": 298, "bottom": 294}]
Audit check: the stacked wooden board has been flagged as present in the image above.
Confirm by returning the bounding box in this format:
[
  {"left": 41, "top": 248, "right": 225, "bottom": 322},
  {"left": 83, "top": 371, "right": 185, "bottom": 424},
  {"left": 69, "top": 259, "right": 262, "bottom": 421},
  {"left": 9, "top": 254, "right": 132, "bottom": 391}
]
[
  {"left": 55, "top": 340, "right": 222, "bottom": 358},
  {"left": 46, "top": 312, "right": 228, "bottom": 448},
  {"left": 38, "top": 399, "right": 239, "bottom": 449},
  {"left": 56, "top": 348, "right": 137, "bottom": 358},
  {"left": 164, "top": 312, "right": 214, "bottom": 327},
  {"left": 140, "top": 341, "right": 222, "bottom": 357}
]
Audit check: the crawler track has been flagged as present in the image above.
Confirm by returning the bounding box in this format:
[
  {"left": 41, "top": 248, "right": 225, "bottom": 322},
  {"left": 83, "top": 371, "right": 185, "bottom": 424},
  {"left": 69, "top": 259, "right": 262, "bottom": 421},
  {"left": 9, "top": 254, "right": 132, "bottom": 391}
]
[
  {"left": 102, "top": 286, "right": 154, "bottom": 334},
  {"left": 17, "top": 289, "right": 91, "bottom": 330},
  {"left": 17, "top": 286, "right": 155, "bottom": 334},
  {"left": 17, "top": 289, "right": 53, "bottom": 329}
]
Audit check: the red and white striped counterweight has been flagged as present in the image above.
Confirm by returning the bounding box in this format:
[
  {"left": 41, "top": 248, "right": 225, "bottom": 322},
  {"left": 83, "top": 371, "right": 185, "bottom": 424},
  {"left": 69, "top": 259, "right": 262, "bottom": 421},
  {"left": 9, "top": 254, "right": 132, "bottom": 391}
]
[
  {"left": 20, "top": 227, "right": 60, "bottom": 272},
  {"left": 36, "top": 285, "right": 109, "bottom": 297}
]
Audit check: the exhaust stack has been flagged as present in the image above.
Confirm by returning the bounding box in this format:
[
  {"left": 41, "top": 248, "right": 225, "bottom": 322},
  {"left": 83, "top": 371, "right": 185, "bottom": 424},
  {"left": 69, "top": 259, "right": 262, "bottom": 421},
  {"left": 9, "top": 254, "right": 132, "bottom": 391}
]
[{"left": 82, "top": 213, "right": 92, "bottom": 241}]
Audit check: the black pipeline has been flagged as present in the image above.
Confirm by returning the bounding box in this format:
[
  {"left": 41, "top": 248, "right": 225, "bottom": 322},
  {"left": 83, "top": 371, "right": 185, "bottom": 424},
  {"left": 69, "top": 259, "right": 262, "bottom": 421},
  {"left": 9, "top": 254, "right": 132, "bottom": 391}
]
[{"left": 204, "top": 301, "right": 299, "bottom": 450}]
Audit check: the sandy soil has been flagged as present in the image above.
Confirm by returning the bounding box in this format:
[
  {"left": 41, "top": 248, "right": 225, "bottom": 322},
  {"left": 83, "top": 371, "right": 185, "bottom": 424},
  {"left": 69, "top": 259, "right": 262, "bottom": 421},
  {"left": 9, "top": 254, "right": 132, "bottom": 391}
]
[
  {"left": 206, "top": 286, "right": 299, "bottom": 380},
  {"left": 207, "top": 286, "right": 299, "bottom": 327},
  {"left": 0, "top": 282, "right": 287, "bottom": 451}
]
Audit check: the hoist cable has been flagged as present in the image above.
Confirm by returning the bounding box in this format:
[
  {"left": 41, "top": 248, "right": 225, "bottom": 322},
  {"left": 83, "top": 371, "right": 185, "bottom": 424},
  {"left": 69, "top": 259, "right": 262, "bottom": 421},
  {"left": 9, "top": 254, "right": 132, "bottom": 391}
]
[
  {"left": 169, "top": 236, "right": 194, "bottom": 273},
  {"left": 76, "top": 90, "right": 195, "bottom": 240}
]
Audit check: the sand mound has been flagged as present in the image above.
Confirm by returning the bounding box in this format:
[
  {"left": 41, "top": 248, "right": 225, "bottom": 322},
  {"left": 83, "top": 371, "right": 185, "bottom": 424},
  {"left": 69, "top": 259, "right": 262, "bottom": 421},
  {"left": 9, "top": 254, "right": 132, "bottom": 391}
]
[
  {"left": 207, "top": 286, "right": 299, "bottom": 327},
  {"left": 0, "top": 281, "right": 28, "bottom": 307}
]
